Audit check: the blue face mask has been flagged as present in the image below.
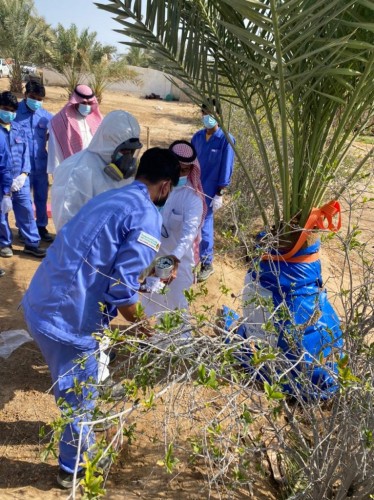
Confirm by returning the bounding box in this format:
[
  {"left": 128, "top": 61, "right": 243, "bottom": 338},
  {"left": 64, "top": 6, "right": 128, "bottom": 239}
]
[
  {"left": 26, "top": 97, "right": 43, "bottom": 111},
  {"left": 78, "top": 103, "right": 92, "bottom": 116},
  {"left": 177, "top": 176, "right": 188, "bottom": 187},
  {"left": 202, "top": 114, "right": 217, "bottom": 129},
  {"left": 0, "top": 110, "right": 16, "bottom": 123}
]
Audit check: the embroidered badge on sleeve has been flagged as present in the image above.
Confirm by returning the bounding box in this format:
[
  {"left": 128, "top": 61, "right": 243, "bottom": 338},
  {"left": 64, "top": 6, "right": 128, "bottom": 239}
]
[{"left": 137, "top": 231, "right": 161, "bottom": 252}]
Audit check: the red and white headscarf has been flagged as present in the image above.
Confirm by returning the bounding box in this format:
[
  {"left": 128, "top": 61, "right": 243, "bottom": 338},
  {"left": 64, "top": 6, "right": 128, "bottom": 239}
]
[
  {"left": 50, "top": 84, "right": 103, "bottom": 160},
  {"left": 169, "top": 140, "right": 207, "bottom": 265}
]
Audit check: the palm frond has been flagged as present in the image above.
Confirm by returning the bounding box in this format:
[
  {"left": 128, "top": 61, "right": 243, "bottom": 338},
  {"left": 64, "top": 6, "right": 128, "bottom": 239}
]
[{"left": 96, "top": 0, "right": 374, "bottom": 228}]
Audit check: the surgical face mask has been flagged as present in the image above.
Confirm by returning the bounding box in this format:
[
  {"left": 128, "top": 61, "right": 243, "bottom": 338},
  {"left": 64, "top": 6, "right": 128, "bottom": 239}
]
[
  {"left": 202, "top": 114, "right": 217, "bottom": 129},
  {"left": 155, "top": 181, "right": 171, "bottom": 208},
  {"left": 155, "top": 195, "right": 168, "bottom": 208},
  {"left": 177, "top": 176, "right": 188, "bottom": 187},
  {"left": 78, "top": 103, "right": 92, "bottom": 116},
  {"left": 26, "top": 97, "right": 43, "bottom": 111},
  {"left": 0, "top": 110, "right": 16, "bottom": 123}
]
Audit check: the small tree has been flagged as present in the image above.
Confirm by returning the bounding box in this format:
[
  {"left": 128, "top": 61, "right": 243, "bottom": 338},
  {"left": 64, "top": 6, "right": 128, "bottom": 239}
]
[
  {"left": 51, "top": 23, "right": 118, "bottom": 96},
  {"left": 87, "top": 57, "right": 140, "bottom": 103},
  {"left": 96, "top": 0, "right": 374, "bottom": 231},
  {"left": 125, "top": 46, "right": 151, "bottom": 67}
]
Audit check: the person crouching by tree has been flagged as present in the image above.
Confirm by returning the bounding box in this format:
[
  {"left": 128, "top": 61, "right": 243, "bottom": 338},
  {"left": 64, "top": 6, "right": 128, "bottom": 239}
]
[
  {"left": 22, "top": 147, "right": 180, "bottom": 489},
  {"left": 0, "top": 91, "right": 46, "bottom": 259},
  {"left": 14, "top": 81, "right": 54, "bottom": 243},
  {"left": 191, "top": 99, "right": 235, "bottom": 282}
]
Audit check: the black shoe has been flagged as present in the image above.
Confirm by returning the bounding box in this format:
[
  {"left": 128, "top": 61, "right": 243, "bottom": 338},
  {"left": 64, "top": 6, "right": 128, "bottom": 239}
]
[
  {"left": 18, "top": 231, "right": 25, "bottom": 243},
  {"left": 23, "top": 245, "right": 46, "bottom": 258},
  {"left": 0, "top": 269, "right": 5, "bottom": 277},
  {"left": 57, "top": 455, "right": 112, "bottom": 489},
  {"left": 0, "top": 246, "right": 13, "bottom": 258},
  {"left": 197, "top": 264, "right": 214, "bottom": 282},
  {"left": 38, "top": 226, "right": 54, "bottom": 243},
  {"left": 57, "top": 468, "right": 85, "bottom": 489}
]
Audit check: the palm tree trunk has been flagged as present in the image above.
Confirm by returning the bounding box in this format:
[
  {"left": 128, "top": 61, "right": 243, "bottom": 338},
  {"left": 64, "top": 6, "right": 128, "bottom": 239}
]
[{"left": 10, "top": 63, "right": 23, "bottom": 94}]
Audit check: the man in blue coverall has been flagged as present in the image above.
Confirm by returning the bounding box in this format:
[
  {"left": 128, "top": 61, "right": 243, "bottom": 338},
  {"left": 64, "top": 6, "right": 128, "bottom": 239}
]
[
  {"left": 15, "top": 81, "right": 53, "bottom": 242},
  {"left": 191, "top": 99, "right": 235, "bottom": 281},
  {"left": 0, "top": 133, "right": 13, "bottom": 275},
  {"left": 22, "top": 147, "right": 180, "bottom": 489},
  {"left": 0, "top": 91, "right": 46, "bottom": 258}
]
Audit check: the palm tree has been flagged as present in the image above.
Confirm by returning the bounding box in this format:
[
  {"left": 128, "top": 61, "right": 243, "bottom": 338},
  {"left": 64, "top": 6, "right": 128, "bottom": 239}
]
[
  {"left": 125, "top": 46, "right": 151, "bottom": 67},
  {"left": 0, "top": 0, "right": 55, "bottom": 92},
  {"left": 87, "top": 57, "right": 139, "bottom": 103},
  {"left": 96, "top": 0, "right": 374, "bottom": 234},
  {"left": 52, "top": 23, "right": 118, "bottom": 95},
  {"left": 94, "top": 1, "right": 374, "bottom": 396}
]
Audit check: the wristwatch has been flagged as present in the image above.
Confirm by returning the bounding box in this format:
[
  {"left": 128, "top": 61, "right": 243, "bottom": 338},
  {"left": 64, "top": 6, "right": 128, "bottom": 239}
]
[{"left": 216, "top": 188, "right": 225, "bottom": 196}]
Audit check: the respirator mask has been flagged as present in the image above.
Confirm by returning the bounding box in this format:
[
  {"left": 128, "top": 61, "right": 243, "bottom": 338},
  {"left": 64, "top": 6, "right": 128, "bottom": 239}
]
[{"left": 104, "top": 138, "right": 143, "bottom": 181}]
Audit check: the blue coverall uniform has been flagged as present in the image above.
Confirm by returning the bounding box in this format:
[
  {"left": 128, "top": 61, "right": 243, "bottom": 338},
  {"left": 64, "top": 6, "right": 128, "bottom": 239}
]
[
  {"left": 0, "top": 136, "right": 12, "bottom": 206},
  {"left": 15, "top": 99, "right": 53, "bottom": 229},
  {"left": 191, "top": 127, "right": 235, "bottom": 266},
  {"left": 22, "top": 181, "right": 162, "bottom": 474},
  {"left": 0, "top": 123, "right": 41, "bottom": 249}
]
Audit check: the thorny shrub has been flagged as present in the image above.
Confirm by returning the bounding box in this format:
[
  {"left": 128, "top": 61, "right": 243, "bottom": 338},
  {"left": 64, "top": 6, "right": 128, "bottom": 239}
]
[{"left": 40, "top": 175, "right": 374, "bottom": 500}]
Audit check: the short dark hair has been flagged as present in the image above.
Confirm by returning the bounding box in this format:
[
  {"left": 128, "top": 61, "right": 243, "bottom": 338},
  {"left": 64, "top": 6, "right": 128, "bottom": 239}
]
[
  {"left": 136, "top": 147, "right": 180, "bottom": 186},
  {"left": 0, "top": 91, "right": 18, "bottom": 111},
  {"left": 202, "top": 98, "right": 221, "bottom": 115},
  {"left": 25, "top": 80, "right": 45, "bottom": 97}
]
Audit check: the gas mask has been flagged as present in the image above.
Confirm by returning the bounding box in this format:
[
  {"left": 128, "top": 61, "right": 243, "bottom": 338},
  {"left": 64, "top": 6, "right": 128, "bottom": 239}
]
[{"left": 104, "top": 138, "right": 143, "bottom": 181}]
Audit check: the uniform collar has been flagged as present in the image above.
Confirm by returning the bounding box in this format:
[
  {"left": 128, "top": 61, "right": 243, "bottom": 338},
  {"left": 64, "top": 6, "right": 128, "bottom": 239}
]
[
  {"left": 0, "top": 123, "right": 10, "bottom": 133},
  {"left": 208, "top": 126, "right": 223, "bottom": 138},
  {"left": 133, "top": 180, "right": 150, "bottom": 197},
  {"left": 19, "top": 99, "right": 34, "bottom": 115}
]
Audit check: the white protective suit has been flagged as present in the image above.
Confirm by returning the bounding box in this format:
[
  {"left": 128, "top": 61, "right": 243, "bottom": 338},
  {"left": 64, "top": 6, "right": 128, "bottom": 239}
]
[
  {"left": 51, "top": 110, "right": 140, "bottom": 232},
  {"left": 141, "top": 182, "right": 203, "bottom": 315}
]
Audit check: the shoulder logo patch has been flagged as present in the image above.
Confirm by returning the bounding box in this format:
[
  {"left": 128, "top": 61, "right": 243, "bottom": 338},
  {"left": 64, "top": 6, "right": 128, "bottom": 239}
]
[{"left": 137, "top": 231, "right": 161, "bottom": 252}]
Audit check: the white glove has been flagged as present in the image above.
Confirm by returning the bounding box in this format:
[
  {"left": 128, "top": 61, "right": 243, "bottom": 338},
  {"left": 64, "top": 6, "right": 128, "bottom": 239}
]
[
  {"left": 11, "top": 173, "right": 27, "bottom": 192},
  {"left": 210, "top": 194, "right": 223, "bottom": 213},
  {"left": 1, "top": 195, "right": 12, "bottom": 214}
]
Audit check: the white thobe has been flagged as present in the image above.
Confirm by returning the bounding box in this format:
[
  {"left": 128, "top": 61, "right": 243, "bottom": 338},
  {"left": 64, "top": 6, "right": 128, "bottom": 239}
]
[{"left": 47, "top": 114, "right": 93, "bottom": 175}]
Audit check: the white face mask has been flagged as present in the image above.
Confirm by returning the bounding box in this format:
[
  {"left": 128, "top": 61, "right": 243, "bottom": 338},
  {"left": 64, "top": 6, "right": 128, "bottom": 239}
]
[
  {"left": 177, "top": 176, "right": 188, "bottom": 187},
  {"left": 78, "top": 103, "right": 92, "bottom": 116},
  {"left": 202, "top": 114, "right": 217, "bottom": 129}
]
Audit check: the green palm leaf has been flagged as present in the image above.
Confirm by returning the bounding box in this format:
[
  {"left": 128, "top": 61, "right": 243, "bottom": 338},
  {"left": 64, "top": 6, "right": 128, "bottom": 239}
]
[{"left": 96, "top": 0, "right": 374, "bottom": 229}]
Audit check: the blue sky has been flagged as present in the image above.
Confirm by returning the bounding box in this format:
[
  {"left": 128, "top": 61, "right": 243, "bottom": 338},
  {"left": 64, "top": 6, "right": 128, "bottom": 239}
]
[{"left": 33, "top": 0, "right": 128, "bottom": 53}]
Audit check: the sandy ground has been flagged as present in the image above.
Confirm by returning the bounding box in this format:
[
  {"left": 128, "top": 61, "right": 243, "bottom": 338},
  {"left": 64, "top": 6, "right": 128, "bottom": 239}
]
[{"left": 0, "top": 77, "right": 372, "bottom": 499}]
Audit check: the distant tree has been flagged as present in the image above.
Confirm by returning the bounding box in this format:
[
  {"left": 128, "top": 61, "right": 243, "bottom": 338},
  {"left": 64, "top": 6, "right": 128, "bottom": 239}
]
[
  {"left": 0, "top": 0, "right": 55, "bottom": 92},
  {"left": 87, "top": 57, "right": 139, "bottom": 103},
  {"left": 125, "top": 46, "right": 151, "bottom": 67},
  {"left": 51, "top": 23, "right": 117, "bottom": 95}
]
